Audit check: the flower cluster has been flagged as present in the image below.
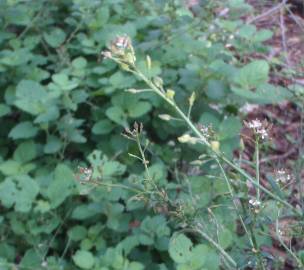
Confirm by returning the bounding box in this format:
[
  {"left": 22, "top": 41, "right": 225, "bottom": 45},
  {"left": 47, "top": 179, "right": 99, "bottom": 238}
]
[
  {"left": 102, "top": 35, "right": 136, "bottom": 67},
  {"left": 75, "top": 166, "right": 93, "bottom": 183},
  {"left": 244, "top": 119, "right": 272, "bottom": 140},
  {"left": 275, "top": 168, "right": 291, "bottom": 185},
  {"left": 249, "top": 198, "right": 262, "bottom": 213}
]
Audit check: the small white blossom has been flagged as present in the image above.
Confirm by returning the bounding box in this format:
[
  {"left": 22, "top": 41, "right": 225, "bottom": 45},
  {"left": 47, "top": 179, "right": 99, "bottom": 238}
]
[
  {"left": 275, "top": 169, "right": 291, "bottom": 184},
  {"left": 249, "top": 198, "right": 261, "bottom": 207},
  {"left": 244, "top": 119, "right": 271, "bottom": 140}
]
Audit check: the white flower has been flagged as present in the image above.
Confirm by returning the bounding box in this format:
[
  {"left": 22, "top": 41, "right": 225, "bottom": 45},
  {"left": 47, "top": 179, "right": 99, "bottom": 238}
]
[{"left": 249, "top": 198, "right": 261, "bottom": 207}]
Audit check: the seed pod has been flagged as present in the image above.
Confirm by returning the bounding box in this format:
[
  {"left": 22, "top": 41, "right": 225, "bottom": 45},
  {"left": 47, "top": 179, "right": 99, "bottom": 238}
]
[
  {"left": 166, "top": 89, "right": 175, "bottom": 100},
  {"left": 146, "top": 55, "right": 151, "bottom": 70},
  {"left": 211, "top": 140, "right": 220, "bottom": 152}
]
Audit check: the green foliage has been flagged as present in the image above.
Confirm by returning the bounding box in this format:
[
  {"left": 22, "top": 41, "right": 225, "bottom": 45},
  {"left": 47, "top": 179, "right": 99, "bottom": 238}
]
[{"left": 0, "top": 0, "right": 301, "bottom": 269}]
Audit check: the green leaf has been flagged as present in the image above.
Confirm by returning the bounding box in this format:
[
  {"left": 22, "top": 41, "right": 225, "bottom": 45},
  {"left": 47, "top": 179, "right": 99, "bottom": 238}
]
[
  {"left": 9, "top": 121, "right": 38, "bottom": 139},
  {"left": 20, "top": 249, "right": 41, "bottom": 269},
  {"left": 231, "top": 84, "right": 292, "bottom": 104},
  {"left": 128, "top": 101, "right": 151, "bottom": 118},
  {"left": 47, "top": 164, "right": 75, "bottom": 208},
  {"left": 44, "top": 28, "right": 66, "bottom": 48},
  {"left": 13, "top": 141, "right": 37, "bottom": 163},
  {"left": 15, "top": 80, "right": 48, "bottom": 115},
  {"left": 0, "top": 103, "right": 11, "bottom": 117},
  {"left": 189, "top": 244, "right": 208, "bottom": 269},
  {"left": 72, "top": 250, "right": 95, "bottom": 269},
  {"left": 72, "top": 57, "right": 87, "bottom": 69},
  {"left": 0, "top": 160, "right": 22, "bottom": 176},
  {"left": 44, "top": 135, "right": 62, "bottom": 154},
  {"left": 103, "top": 160, "right": 126, "bottom": 177},
  {"left": 218, "top": 229, "right": 233, "bottom": 249},
  {"left": 169, "top": 234, "right": 193, "bottom": 264},
  {"left": 71, "top": 204, "right": 102, "bottom": 220},
  {"left": 234, "top": 60, "right": 269, "bottom": 89},
  {"left": 52, "top": 73, "right": 79, "bottom": 91},
  {"left": 253, "top": 29, "right": 273, "bottom": 42},
  {"left": 218, "top": 116, "right": 242, "bottom": 140},
  {"left": 68, "top": 226, "right": 87, "bottom": 241},
  {"left": 92, "top": 119, "right": 115, "bottom": 135},
  {"left": 0, "top": 175, "right": 39, "bottom": 212},
  {"left": 206, "top": 80, "right": 226, "bottom": 100},
  {"left": 106, "top": 106, "right": 127, "bottom": 126}
]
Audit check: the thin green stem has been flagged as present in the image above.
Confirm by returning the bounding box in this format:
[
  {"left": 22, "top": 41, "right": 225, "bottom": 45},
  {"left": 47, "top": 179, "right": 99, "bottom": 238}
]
[
  {"left": 276, "top": 211, "right": 303, "bottom": 268},
  {"left": 216, "top": 158, "right": 254, "bottom": 249},
  {"left": 131, "top": 65, "right": 301, "bottom": 217},
  {"left": 255, "top": 139, "right": 260, "bottom": 202},
  {"left": 195, "top": 224, "right": 237, "bottom": 269}
]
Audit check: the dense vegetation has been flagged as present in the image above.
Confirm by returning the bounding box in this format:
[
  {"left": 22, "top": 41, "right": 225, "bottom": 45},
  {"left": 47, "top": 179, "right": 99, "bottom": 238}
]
[{"left": 0, "top": 1, "right": 303, "bottom": 269}]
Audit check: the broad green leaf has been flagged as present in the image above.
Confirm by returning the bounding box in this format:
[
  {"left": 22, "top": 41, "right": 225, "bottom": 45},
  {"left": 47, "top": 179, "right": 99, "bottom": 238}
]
[
  {"left": 13, "top": 141, "right": 37, "bottom": 163},
  {"left": 169, "top": 234, "right": 193, "bottom": 264},
  {"left": 253, "top": 29, "right": 273, "bottom": 42},
  {"left": 47, "top": 164, "right": 75, "bottom": 208},
  {"left": 72, "top": 250, "right": 95, "bottom": 269},
  {"left": 9, "top": 121, "right": 38, "bottom": 139},
  {"left": 68, "top": 226, "right": 87, "bottom": 241},
  {"left": 106, "top": 106, "right": 127, "bottom": 126},
  {"left": 231, "top": 84, "right": 292, "bottom": 104},
  {"left": 189, "top": 244, "right": 208, "bottom": 269},
  {"left": 71, "top": 204, "right": 102, "bottom": 220},
  {"left": 34, "top": 105, "right": 59, "bottom": 123},
  {"left": 204, "top": 247, "right": 220, "bottom": 270},
  {"left": 218, "top": 116, "right": 242, "bottom": 140},
  {"left": 103, "top": 160, "right": 126, "bottom": 177},
  {"left": 52, "top": 73, "right": 79, "bottom": 91},
  {"left": 43, "top": 28, "right": 66, "bottom": 48},
  {"left": 92, "top": 119, "right": 114, "bottom": 135},
  {"left": 234, "top": 60, "right": 269, "bottom": 89},
  {"left": 0, "top": 160, "right": 22, "bottom": 176},
  {"left": 128, "top": 101, "right": 151, "bottom": 118},
  {"left": 15, "top": 80, "right": 48, "bottom": 115},
  {"left": 0, "top": 104, "right": 11, "bottom": 117},
  {"left": 218, "top": 229, "right": 233, "bottom": 249},
  {"left": 72, "top": 57, "right": 87, "bottom": 69},
  {"left": 20, "top": 249, "right": 41, "bottom": 269},
  {"left": 206, "top": 80, "right": 226, "bottom": 100},
  {"left": 44, "top": 135, "right": 62, "bottom": 154},
  {"left": 0, "top": 175, "right": 39, "bottom": 212}
]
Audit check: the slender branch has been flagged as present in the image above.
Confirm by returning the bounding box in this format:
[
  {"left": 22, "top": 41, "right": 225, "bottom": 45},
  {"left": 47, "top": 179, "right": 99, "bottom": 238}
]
[
  {"left": 131, "top": 65, "right": 301, "bottom": 216},
  {"left": 195, "top": 224, "right": 237, "bottom": 269}
]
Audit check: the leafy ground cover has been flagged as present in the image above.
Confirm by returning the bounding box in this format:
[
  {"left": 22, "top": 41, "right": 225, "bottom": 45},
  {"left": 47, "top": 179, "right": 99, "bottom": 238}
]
[{"left": 0, "top": 0, "right": 303, "bottom": 269}]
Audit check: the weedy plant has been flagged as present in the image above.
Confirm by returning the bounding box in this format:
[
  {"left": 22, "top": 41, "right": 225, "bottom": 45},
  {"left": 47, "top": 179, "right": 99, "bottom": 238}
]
[
  {"left": 90, "top": 35, "right": 304, "bottom": 269},
  {"left": 1, "top": 1, "right": 304, "bottom": 270}
]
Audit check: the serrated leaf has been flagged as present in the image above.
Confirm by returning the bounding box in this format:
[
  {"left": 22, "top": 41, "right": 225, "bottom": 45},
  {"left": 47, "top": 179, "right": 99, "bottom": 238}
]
[
  {"left": 0, "top": 175, "right": 39, "bottom": 212},
  {"left": 234, "top": 60, "right": 269, "bottom": 89}
]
